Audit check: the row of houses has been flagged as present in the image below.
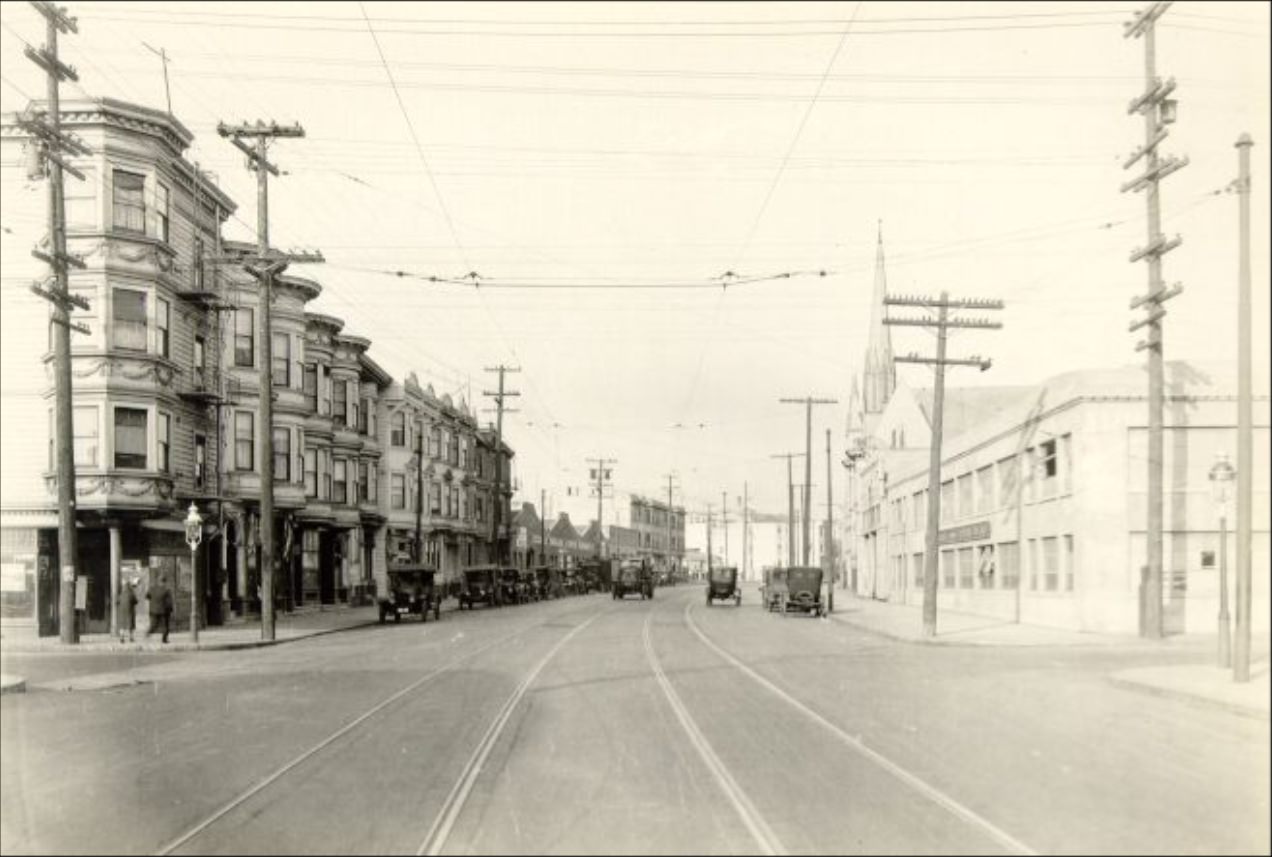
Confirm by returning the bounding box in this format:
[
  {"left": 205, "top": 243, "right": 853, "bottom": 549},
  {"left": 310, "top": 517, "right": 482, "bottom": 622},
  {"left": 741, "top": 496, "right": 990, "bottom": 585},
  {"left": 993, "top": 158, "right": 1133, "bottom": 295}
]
[
  {"left": 0, "top": 97, "right": 514, "bottom": 638},
  {"left": 508, "top": 495, "right": 687, "bottom": 571},
  {"left": 839, "top": 228, "right": 1270, "bottom": 636}
]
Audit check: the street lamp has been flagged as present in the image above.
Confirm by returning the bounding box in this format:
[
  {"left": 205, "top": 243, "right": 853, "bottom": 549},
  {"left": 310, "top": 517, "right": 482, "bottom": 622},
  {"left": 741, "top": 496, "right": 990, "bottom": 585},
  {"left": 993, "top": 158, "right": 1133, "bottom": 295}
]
[
  {"left": 1209, "top": 453, "right": 1236, "bottom": 668},
  {"left": 842, "top": 444, "right": 868, "bottom": 595},
  {"left": 184, "top": 502, "right": 203, "bottom": 644}
]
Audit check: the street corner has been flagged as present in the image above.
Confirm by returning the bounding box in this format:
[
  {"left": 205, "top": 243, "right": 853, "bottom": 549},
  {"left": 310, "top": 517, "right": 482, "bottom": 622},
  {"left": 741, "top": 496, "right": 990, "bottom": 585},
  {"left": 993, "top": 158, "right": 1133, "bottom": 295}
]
[
  {"left": 1108, "top": 663, "right": 1272, "bottom": 720},
  {"left": 0, "top": 673, "right": 26, "bottom": 695}
]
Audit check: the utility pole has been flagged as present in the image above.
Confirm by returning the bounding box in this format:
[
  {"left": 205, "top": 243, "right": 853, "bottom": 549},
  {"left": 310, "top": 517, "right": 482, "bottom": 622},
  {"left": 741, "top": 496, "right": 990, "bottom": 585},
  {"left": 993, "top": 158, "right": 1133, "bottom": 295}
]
[
  {"left": 483, "top": 365, "right": 520, "bottom": 565},
  {"left": 720, "top": 491, "right": 729, "bottom": 565},
  {"left": 540, "top": 488, "right": 547, "bottom": 567},
  {"left": 414, "top": 418, "right": 424, "bottom": 563},
  {"left": 885, "top": 292, "right": 1003, "bottom": 638},
  {"left": 1234, "top": 133, "right": 1253, "bottom": 682},
  {"left": 21, "top": 1, "right": 92, "bottom": 644},
  {"left": 780, "top": 397, "right": 838, "bottom": 565},
  {"left": 217, "top": 119, "right": 321, "bottom": 641},
  {"left": 825, "top": 428, "right": 835, "bottom": 614},
  {"left": 705, "top": 503, "right": 714, "bottom": 573},
  {"left": 1123, "top": 2, "right": 1187, "bottom": 639},
  {"left": 665, "top": 473, "right": 677, "bottom": 575},
  {"left": 587, "top": 457, "right": 616, "bottom": 557},
  {"left": 770, "top": 453, "right": 804, "bottom": 567},
  {"left": 742, "top": 481, "right": 749, "bottom": 581}
]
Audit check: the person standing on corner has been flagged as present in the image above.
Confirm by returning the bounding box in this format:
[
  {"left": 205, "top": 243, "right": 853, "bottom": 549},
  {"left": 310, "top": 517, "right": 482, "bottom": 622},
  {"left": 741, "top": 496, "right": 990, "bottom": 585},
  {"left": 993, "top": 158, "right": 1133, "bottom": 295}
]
[
  {"left": 146, "top": 572, "right": 174, "bottom": 644},
  {"left": 117, "top": 578, "right": 137, "bottom": 643}
]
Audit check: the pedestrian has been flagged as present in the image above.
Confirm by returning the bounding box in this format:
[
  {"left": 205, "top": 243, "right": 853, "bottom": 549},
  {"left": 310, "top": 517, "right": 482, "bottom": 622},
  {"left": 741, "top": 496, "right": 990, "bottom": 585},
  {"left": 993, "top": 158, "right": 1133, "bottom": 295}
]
[
  {"left": 117, "top": 578, "right": 137, "bottom": 643},
  {"left": 146, "top": 572, "right": 174, "bottom": 644}
]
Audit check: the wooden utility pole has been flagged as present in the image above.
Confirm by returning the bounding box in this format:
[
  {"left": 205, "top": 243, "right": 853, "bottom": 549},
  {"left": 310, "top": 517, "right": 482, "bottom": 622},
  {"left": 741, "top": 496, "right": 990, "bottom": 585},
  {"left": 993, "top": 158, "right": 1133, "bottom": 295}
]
[
  {"left": 885, "top": 293, "right": 1003, "bottom": 638},
  {"left": 414, "top": 418, "right": 425, "bottom": 562},
  {"left": 1123, "top": 2, "right": 1187, "bottom": 639},
  {"left": 1234, "top": 133, "right": 1254, "bottom": 682},
  {"left": 742, "top": 481, "right": 749, "bottom": 581},
  {"left": 21, "top": 1, "right": 92, "bottom": 644},
  {"left": 141, "top": 42, "right": 172, "bottom": 116},
  {"left": 540, "top": 488, "right": 547, "bottom": 567},
  {"left": 483, "top": 365, "right": 520, "bottom": 565},
  {"left": 770, "top": 453, "right": 804, "bottom": 567},
  {"left": 720, "top": 491, "right": 729, "bottom": 565},
  {"left": 217, "top": 120, "right": 321, "bottom": 641},
  {"left": 665, "top": 473, "right": 677, "bottom": 575},
  {"left": 587, "top": 457, "right": 616, "bottom": 557},
  {"left": 780, "top": 397, "right": 838, "bottom": 565},
  {"left": 705, "top": 503, "right": 714, "bottom": 573},
  {"left": 825, "top": 429, "right": 835, "bottom": 614}
]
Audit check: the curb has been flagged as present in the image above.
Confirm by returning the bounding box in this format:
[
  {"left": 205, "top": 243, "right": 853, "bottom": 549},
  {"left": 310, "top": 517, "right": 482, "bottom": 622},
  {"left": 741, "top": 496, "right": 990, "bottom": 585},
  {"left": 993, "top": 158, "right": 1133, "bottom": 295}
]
[
  {"left": 826, "top": 609, "right": 1153, "bottom": 648},
  {"left": 1107, "top": 674, "right": 1271, "bottom": 721},
  {"left": 0, "top": 674, "right": 26, "bottom": 695},
  {"left": 0, "top": 618, "right": 383, "bottom": 655}
]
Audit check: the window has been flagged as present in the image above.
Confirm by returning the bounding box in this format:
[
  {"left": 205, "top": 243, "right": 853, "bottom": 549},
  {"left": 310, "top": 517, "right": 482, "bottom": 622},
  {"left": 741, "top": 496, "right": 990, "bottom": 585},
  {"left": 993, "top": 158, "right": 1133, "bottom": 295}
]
[
  {"left": 912, "top": 491, "right": 925, "bottom": 529},
  {"left": 112, "top": 170, "right": 145, "bottom": 234},
  {"left": 113, "top": 408, "right": 147, "bottom": 469},
  {"left": 193, "top": 236, "right": 205, "bottom": 289},
  {"left": 272, "top": 333, "right": 289, "bottom": 387},
  {"left": 1028, "top": 539, "right": 1039, "bottom": 590},
  {"left": 156, "top": 298, "right": 170, "bottom": 358},
  {"left": 71, "top": 406, "right": 98, "bottom": 467},
  {"left": 940, "top": 480, "right": 955, "bottom": 523},
  {"left": 157, "top": 412, "right": 170, "bottom": 473},
  {"left": 460, "top": 439, "right": 468, "bottom": 469},
  {"left": 321, "top": 449, "right": 331, "bottom": 500},
  {"left": 359, "top": 398, "right": 370, "bottom": 434},
  {"left": 958, "top": 547, "right": 974, "bottom": 589},
  {"left": 940, "top": 549, "right": 955, "bottom": 588},
  {"left": 391, "top": 473, "right": 405, "bottom": 510},
  {"left": 303, "top": 365, "right": 317, "bottom": 412},
  {"left": 321, "top": 366, "right": 331, "bottom": 416},
  {"left": 304, "top": 448, "right": 317, "bottom": 497},
  {"left": 295, "top": 429, "right": 304, "bottom": 486},
  {"left": 359, "top": 461, "right": 370, "bottom": 502},
  {"left": 194, "top": 335, "right": 206, "bottom": 384},
  {"left": 194, "top": 434, "right": 207, "bottom": 488},
  {"left": 1061, "top": 434, "right": 1073, "bottom": 495},
  {"left": 430, "top": 426, "right": 441, "bottom": 457},
  {"left": 998, "top": 455, "right": 1020, "bottom": 506},
  {"left": 273, "top": 427, "right": 290, "bottom": 482},
  {"left": 234, "top": 411, "right": 254, "bottom": 471},
  {"left": 367, "top": 463, "right": 377, "bottom": 505},
  {"left": 333, "top": 378, "right": 347, "bottom": 427},
  {"left": 430, "top": 482, "right": 441, "bottom": 514},
  {"left": 348, "top": 383, "right": 358, "bottom": 431},
  {"left": 333, "top": 459, "right": 347, "bottom": 504},
  {"left": 1063, "top": 535, "right": 1075, "bottom": 592},
  {"left": 391, "top": 412, "right": 405, "bottom": 447},
  {"left": 1042, "top": 536, "right": 1059, "bottom": 591},
  {"left": 957, "top": 474, "right": 974, "bottom": 520},
  {"left": 112, "top": 289, "right": 147, "bottom": 351},
  {"left": 976, "top": 466, "right": 994, "bottom": 513},
  {"left": 1039, "top": 439, "right": 1058, "bottom": 498},
  {"left": 234, "top": 308, "right": 254, "bottom": 367},
  {"left": 998, "top": 541, "right": 1020, "bottom": 589},
  {"left": 913, "top": 552, "right": 925, "bottom": 587},
  {"left": 155, "top": 182, "right": 170, "bottom": 242},
  {"left": 977, "top": 545, "right": 996, "bottom": 589}
]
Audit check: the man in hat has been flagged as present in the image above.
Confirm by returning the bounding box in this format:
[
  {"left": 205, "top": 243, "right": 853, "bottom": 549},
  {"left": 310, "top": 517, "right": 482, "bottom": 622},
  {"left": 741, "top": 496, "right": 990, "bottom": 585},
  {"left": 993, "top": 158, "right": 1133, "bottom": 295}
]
[
  {"left": 117, "top": 577, "right": 137, "bottom": 643},
  {"left": 145, "top": 572, "right": 174, "bottom": 643}
]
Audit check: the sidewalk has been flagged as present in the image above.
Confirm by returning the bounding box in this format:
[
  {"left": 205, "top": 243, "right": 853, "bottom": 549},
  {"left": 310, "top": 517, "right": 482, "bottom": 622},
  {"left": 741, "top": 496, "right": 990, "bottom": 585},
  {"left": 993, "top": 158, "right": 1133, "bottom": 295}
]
[
  {"left": 828, "top": 594, "right": 1270, "bottom": 719},
  {"left": 826, "top": 594, "right": 1142, "bottom": 647},
  {"left": 1, "top": 603, "right": 384, "bottom": 655}
]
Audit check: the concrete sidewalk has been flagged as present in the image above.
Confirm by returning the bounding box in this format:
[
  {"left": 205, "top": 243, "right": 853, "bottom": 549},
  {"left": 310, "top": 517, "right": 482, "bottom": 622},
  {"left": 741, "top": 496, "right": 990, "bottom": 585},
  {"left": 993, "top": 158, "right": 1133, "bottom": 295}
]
[
  {"left": 0, "top": 604, "right": 385, "bottom": 655},
  {"left": 826, "top": 594, "right": 1142, "bottom": 647},
  {"left": 827, "top": 594, "right": 1270, "bottom": 719}
]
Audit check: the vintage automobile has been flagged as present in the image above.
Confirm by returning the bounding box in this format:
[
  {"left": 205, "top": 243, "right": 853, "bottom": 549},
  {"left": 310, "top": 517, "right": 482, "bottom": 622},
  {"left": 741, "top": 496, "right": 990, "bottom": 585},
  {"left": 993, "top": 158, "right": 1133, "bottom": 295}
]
[
  {"left": 518, "top": 568, "right": 539, "bottom": 602},
  {"left": 705, "top": 565, "right": 741, "bottom": 606},
  {"left": 533, "top": 565, "right": 557, "bottom": 600},
  {"left": 760, "top": 567, "right": 789, "bottom": 612},
  {"left": 499, "top": 567, "right": 524, "bottom": 605},
  {"left": 459, "top": 565, "right": 501, "bottom": 609},
  {"left": 378, "top": 565, "right": 440, "bottom": 623},
  {"left": 561, "top": 567, "right": 582, "bottom": 595},
  {"left": 782, "top": 566, "right": 825, "bottom": 617},
  {"left": 612, "top": 559, "right": 653, "bottom": 600}
]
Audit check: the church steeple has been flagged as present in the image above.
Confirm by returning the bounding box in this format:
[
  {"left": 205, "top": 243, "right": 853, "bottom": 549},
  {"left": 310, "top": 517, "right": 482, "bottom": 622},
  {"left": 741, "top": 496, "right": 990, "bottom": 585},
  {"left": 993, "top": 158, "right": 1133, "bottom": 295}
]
[{"left": 862, "top": 221, "right": 896, "bottom": 416}]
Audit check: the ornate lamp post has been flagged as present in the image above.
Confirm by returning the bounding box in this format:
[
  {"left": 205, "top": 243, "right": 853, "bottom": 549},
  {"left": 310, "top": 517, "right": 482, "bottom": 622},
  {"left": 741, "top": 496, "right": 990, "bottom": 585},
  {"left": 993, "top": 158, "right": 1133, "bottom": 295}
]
[
  {"left": 1209, "top": 453, "right": 1235, "bottom": 668},
  {"left": 184, "top": 502, "right": 203, "bottom": 643}
]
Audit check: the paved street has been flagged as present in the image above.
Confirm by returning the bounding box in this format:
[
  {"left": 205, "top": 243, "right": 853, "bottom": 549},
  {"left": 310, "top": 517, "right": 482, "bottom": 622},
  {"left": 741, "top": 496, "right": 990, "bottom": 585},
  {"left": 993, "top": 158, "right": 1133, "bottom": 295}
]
[{"left": 3, "top": 584, "right": 1267, "bottom": 855}]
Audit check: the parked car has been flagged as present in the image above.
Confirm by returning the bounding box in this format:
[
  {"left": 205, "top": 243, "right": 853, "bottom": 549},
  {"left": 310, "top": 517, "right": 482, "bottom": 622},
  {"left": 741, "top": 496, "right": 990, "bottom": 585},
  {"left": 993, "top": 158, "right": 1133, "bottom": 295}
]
[
  {"left": 518, "top": 568, "right": 539, "bottom": 602},
  {"left": 561, "top": 567, "right": 583, "bottom": 595},
  {"left": 499, "top": 567, "right": 524, "bottom": 605},
  {"left": 378, "top": 565, "right": 440, "bottom": 623},
  {"left": 705, "top": 565, "right": 741, "bottom": 606},
  {"left": 534, "top": 566, "right": 557, "bottom": 600},
  {"left": 782, "top": 566, "right": 825, "bottom": 616},
  {"left": 459, "top": 565, "right": 500, "bottom": 609},
  {"left": 760, "top": 567, "right": 788, "bottom": 612}
]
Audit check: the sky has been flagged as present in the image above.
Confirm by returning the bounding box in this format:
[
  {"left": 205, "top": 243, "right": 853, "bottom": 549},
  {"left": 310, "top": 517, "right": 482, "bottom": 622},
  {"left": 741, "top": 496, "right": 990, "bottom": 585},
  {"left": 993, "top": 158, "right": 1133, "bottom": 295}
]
[{"left": 1, "top": 1, "right": 1268, "bottom": 525}]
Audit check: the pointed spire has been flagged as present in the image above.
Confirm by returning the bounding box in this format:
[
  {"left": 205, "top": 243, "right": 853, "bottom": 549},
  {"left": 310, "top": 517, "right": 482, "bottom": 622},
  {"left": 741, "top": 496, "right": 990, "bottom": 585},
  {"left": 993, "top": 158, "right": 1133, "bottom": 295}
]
[{"left": 862, "top": 221, "right": 896, "bottom": 415}]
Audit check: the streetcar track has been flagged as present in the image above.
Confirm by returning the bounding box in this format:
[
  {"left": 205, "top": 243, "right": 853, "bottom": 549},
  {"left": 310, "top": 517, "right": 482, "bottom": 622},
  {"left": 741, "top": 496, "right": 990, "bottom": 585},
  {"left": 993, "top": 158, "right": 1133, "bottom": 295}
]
[
  {"left": 155, "top": 600, "right": 604, "bottom": 856},
  {"left": 683, "top": 599, "right": 1038, "bottom": 856},
  {"left": 417, "top": 608, "right": 607, "bottom": 856},
  {"left": 642, "top": 608, "right": 787, "bottom": 856}
]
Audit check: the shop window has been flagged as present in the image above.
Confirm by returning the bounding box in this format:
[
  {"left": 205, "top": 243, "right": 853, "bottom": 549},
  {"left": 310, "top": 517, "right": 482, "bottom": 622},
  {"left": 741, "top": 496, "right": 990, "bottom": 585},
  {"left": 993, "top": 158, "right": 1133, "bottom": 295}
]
[
  {"left": 112, "top": 288, "right": 147, "bottom": 351},
  {"left": 940, "top": 549, "right": 955, "bottom": 588},
  {"left": 977, "top": 545, "right": 996, "bottom": 589},
  {"left": 998, "top": 541, "right": 1020, "bottom": 589},
  {"left": 958, "top": 547, "right": 975, "bottom": 589},
  {"left": 112, "top": 170, "right": 145, "bottom": 234},
  {"left": 113, "top": 407, "right": 148, "bottom": 469}
]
